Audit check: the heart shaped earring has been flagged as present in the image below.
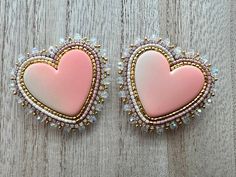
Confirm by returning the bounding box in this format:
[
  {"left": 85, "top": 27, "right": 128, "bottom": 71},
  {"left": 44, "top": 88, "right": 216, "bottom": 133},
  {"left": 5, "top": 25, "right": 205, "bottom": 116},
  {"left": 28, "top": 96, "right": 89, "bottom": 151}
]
[
  {"left": 117, "top": 36, "right": 218, "bottom": 134},
  {"left": 10, "top": 34, "right": 110, "bottom": 132}
]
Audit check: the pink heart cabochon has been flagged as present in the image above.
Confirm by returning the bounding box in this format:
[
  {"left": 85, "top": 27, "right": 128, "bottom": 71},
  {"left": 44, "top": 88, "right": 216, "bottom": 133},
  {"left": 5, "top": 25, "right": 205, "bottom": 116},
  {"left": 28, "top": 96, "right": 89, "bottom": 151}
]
[
  {"left": 23, "top": 49, "right": 93, "bottom": 116},
  {"left": 135, "top": 50, "right": 205, "bottom": 117}
]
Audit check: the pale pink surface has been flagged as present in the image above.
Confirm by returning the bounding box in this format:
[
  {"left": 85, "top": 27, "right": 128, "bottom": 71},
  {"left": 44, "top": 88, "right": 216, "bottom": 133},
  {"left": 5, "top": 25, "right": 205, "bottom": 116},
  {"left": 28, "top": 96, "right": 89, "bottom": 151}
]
[
  {"left": 24, "top": 49, "right": 93, "bottom": 116},
  {"left": 135, "top": 50, "right": 204, "bottom": 117}
]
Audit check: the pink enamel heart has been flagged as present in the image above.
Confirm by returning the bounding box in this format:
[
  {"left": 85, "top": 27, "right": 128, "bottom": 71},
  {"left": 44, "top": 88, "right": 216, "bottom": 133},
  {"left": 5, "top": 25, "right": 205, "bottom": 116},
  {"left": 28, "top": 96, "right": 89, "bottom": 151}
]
[
  {"left": 135, "top": 50, "right": 205, "bottom": 117},
  {"left": 24, "top": 49, "right": 93, "bottom": 116}
]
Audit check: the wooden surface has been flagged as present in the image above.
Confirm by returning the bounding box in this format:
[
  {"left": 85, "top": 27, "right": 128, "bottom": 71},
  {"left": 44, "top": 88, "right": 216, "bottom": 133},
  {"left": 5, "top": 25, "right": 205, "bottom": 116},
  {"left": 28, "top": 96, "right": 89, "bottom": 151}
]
[{"left": 0, "top": 0, "right": 235, "bottom": 176}]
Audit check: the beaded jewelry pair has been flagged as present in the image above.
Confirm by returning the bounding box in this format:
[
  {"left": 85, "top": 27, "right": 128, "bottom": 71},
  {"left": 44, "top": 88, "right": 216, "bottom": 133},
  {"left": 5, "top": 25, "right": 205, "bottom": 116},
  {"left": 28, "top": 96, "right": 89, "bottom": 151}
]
[{"left": 10, "top": 34, "right": 218, "bottom": 134}]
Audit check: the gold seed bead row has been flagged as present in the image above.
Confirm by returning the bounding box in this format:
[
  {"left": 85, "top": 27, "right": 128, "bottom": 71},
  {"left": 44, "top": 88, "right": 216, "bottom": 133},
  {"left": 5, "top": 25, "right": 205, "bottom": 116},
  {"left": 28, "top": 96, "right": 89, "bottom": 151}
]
[
  {"left": 18, "top": 44, "right": 100, "bottom": 122},
  {"left": 128, "top": 45, "right": 213, "bottom": 125}
]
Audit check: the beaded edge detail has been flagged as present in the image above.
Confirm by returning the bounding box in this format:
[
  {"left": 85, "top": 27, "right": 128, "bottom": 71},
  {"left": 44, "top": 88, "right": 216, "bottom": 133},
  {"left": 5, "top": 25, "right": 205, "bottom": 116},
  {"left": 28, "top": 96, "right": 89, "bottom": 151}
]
[
  {"left": 117, "top": 37, "right": 218, "bottom": 134},
  {"left": 10, "top": 35, "right": 111, "bottom": 133}
]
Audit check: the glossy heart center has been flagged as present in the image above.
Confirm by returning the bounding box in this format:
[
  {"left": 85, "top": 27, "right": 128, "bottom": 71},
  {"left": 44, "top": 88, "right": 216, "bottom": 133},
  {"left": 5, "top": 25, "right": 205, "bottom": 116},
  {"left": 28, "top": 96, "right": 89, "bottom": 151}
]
[
  {"left": 135, "top": 50, "right": 204, "bottom": 117},
  {"left": 24, "top": 49, "right": 93, "bottom": 116}
]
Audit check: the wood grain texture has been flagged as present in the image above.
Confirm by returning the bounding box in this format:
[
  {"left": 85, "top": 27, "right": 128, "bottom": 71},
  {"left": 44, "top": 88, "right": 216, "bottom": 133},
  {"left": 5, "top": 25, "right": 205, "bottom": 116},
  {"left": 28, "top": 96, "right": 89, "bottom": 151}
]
[
  {"left": 0, "top": 0, "right": 235, "bottom": 177},
  {"left": 231, "top": 0, "right": 236, "bottom": 175}
]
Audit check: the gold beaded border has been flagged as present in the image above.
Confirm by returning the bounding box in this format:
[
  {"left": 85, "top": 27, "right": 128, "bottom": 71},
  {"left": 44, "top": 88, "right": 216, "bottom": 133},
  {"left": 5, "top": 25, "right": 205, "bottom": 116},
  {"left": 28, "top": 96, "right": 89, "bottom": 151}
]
[
  {"left": 117, "top": 37, "right": 218, "bottom": 131},
  {"left": 130, "top": 46, "right": 212, "bottom": 124},
  {"left": 17, "top": 44, "right": 99, "bottom": 122}
]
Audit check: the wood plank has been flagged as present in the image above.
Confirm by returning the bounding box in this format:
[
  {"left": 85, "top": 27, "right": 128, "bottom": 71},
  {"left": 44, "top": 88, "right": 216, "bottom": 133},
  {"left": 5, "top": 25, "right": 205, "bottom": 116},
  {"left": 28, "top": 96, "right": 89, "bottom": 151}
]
[
  {"left": 231, "top": 0, "right": 236, "bottom": 176},
  {"left": 0, "top": 0, "right": 235, "bottom": 177},
  {"left": 118, "top": 1, "right": 169, "bottom": 177},
  {"left": 165, "top": 0, "right": 235, "bottom": 177}
]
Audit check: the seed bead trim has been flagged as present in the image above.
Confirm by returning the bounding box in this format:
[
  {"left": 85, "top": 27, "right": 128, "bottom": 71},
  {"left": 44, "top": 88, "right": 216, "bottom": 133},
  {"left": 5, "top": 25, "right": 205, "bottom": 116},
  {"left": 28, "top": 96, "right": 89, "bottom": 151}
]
[
  {"left": 119, "top": 38, "right": 216, "bottom": 131},
  {"left": 16, "top": 42, "right": 102, "bottom": 124},
  {"left": 127, "top": 44, "right": 213, "bottom": 125}
]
